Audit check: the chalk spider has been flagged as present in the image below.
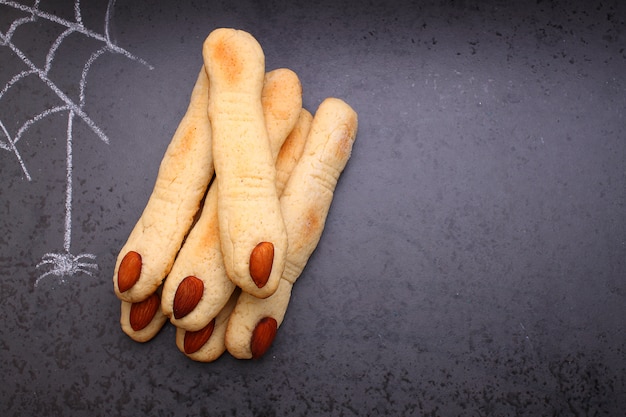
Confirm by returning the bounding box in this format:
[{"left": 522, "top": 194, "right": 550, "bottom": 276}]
[{"left": 35, "top": 252, "right": 98, "bottom": 286}]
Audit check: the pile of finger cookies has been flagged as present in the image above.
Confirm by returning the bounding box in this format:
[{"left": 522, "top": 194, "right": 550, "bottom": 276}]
[{"left": 112, "top": 28, "right": 358, "bottom": 361}]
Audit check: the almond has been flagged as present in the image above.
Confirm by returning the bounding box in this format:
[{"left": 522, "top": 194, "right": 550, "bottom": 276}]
[
  {"left": 251, "top": 316, "right": 278, "bottom": 359},
  {"left": 118, "top": 251, "right": 142, "bottom": 293},
  {"left": 129, "top": 293, "right": 160, "bottom": 331},
  {"left": 184, "top": 319, "right": 216, "bottom": 354},
  {"left": 173, "top": 276, "right": 204, "bottom": 319},
  {"left": 249, "top": 242, "right": 274, "bottom": 288}
]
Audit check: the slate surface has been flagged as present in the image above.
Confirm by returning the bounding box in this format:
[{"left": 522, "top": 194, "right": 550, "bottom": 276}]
[{"left": 1, "top": 0, "right": 624, "bottom": 416}]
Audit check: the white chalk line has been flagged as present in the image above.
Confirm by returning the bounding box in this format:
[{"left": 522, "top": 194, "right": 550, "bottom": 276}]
[
  {"left": 104, "top": 0, "right": 114, "bottom": 43},
  {"left": 44, "top": 27, "right": 77, "bottom": 75},
  {"left": 0, "top": 70, "right": 37, "bottom": 180},
  {"left": 0, "top": 69, "right": 37, "bottom": 100},
  {"left": 74, "top": 0, "right": 83, "bottom": 26},
  {"left": 64, "top": 110, "right": 74, "bottom": 254},
  {"left": 80, "top": 46, "right": 109, "bottom": 108},
  {"left": 0, "top": 119, "right": 31, "bottom": 180},
  {"left": 15, "top": 105, "right": 70, "bottom": 146}
]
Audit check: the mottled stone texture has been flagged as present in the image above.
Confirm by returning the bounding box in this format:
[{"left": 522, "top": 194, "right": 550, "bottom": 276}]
[{"left": 1, "top": 0, "right": 624, "bottom": 416}]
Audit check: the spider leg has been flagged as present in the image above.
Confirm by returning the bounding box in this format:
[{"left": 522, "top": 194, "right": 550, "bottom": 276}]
[
  {"left": 38, "top": 253, "right": 64, "bottom": 263},
  {"left": 75, "top": 268, "right": 95, "bottom": 277},
  {"left": 75, "top": 253, "right": 97, "bottom": 260},
  {"left": 76, "top": 262, "right": 98, "bottom": 270},
  {"left": 36, "top": 259, "right": 55, "bottom": 267},
  {"left": 34, "top": 269, "right": 57, "bottom": 287}
]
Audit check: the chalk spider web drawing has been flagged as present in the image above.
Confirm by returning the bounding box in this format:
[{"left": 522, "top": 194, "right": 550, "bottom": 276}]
[{"left": 0, "top": 0, "right": 152, "bottom": 286}]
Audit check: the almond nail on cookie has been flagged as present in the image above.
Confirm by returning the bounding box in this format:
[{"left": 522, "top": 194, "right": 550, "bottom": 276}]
[{"left": 120, "top": 288, "right": 168, "bottom": 343}]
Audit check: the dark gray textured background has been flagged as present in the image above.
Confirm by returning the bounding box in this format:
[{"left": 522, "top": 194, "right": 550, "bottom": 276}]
[{"left": 1, "top": 0, "right": 625, "bottom": 416}]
